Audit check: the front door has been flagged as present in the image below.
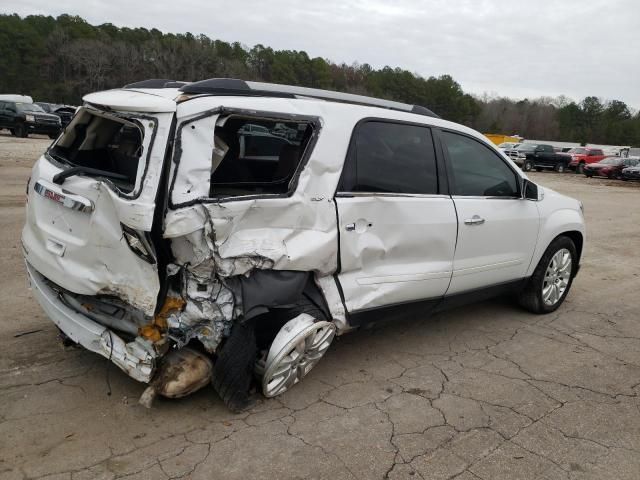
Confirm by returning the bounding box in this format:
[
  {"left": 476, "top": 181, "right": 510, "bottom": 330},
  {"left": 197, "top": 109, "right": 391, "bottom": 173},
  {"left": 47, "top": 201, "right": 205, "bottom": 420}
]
[
  {"left": 335, "top": 120, "right": 457, "bottom": 314},
  {"left": 439, "top": 130, "right": 540, "bottom": 295}
]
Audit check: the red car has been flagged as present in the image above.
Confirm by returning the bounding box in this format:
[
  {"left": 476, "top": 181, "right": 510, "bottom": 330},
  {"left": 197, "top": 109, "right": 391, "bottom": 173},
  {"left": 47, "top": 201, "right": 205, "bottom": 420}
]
[
  {"left": 584, "top": 157, "right": 640, "bottom": 179},
  {"left": 567, "top": 147, "right": 606, "bottom": 173}
]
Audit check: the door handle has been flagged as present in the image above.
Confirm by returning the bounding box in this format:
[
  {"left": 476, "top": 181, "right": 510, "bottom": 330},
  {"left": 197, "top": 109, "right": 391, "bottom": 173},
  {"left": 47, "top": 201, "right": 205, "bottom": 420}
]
[
  {"left": 464, "top": 215, "right": 485, "bottom": 225},
  {"left": 345, "top": 220, "right": 373, "bottom": 232}
]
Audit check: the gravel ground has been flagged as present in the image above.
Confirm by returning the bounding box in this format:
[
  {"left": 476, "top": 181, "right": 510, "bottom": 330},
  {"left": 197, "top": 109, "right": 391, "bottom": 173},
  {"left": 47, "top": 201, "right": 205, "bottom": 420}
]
[{"left": 1, "top": 132, "right": 639, "bottom": 480}]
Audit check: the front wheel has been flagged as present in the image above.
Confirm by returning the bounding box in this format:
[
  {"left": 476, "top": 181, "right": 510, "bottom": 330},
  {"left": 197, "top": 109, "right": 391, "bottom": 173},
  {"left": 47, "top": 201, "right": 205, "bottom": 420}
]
[
  {"left": 14, "top": 125, "right": 27, "bottom": 138},
  {"left": 555, "top": 163, "right": 566, "bottom": 173},
  {"left": 523, "top": 161, "right": 533, "bottom": 172},
  {"left": 576, "top": 163, "right": 585, "bottom": 174},
  {"left": 518, "top": 236, "right": 577, "bottom": 314}
]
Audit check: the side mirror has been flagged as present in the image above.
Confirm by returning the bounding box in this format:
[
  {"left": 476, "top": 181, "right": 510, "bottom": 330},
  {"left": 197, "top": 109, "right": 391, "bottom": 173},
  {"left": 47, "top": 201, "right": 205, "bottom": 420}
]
[{"left": 523, "top": 179, "right": 542, "bottom": 201}]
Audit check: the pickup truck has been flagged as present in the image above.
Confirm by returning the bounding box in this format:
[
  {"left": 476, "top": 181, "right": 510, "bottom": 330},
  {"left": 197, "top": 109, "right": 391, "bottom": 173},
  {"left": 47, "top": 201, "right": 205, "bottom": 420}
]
[
  {"left": 510, "top": 144, "right": 571, "bottom": 172},
  {"left": 564, "top": 147, "right": 606, "bottom": 173}
]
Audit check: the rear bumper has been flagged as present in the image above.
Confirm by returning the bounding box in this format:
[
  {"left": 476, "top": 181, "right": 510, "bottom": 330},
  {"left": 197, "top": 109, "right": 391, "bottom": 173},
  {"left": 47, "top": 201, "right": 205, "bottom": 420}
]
[{"left": 25, "top": 261, "right": 156, "bottom": 383}]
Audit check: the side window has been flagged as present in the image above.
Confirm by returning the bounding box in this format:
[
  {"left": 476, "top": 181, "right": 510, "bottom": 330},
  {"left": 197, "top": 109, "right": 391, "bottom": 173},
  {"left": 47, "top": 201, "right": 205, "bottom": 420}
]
[
  {"left": 210, "top": 117, "right": 313, "bottom": 197},
  {"left": 339, "top": 121, "right": 438, "bottom": 194},
  {"left": 441, "top": 131, "right": 520, "bottom": 197}
]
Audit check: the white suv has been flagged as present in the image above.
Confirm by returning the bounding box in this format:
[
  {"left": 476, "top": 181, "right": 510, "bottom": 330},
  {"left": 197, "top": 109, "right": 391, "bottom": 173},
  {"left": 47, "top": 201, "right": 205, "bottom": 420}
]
[{"left": 22, "top": 79, "right": 585, "bottom": 410}]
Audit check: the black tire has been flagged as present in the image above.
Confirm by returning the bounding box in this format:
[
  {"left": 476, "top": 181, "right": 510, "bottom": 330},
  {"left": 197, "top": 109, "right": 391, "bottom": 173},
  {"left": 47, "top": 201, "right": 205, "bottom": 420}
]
[
  {"left": 14, "top": 125, "right": 27, "bottom": 138},
  {"left": 523, "top": 161, "right": 533, "bottom": 172},
  {"left": 211, "top": 320, "right": 257, "bottom": 412},
  {"left": 535, "top": 167, "right": 543, "bottom": 172},
  {"left": 585, "top": 173, "right": 593, "bottom": 178},
  {"left": 9, "top": 128, "right": 16, "bottom": 136},
  {"left": 576, "top": 163, "right": 585, "bottom": 174},
  {"left": 518, "top": 236, "right": 577, "bottom": 314},
  {"left": 48, "top": 133, "right": 58, "bottom": 139},
  {"left": 555, "top": 163, "right": 566, "bottom": 173}
]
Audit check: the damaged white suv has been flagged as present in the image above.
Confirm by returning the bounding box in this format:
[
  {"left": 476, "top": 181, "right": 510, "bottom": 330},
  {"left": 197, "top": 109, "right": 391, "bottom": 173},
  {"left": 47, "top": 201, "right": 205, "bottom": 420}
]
[{"left": 23, "top": 78, "right": 585, "bottom": 410}]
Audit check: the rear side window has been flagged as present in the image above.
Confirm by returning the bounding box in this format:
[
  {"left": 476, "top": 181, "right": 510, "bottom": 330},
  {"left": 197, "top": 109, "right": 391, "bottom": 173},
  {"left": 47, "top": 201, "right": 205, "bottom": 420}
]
[
  {"left": 210, "top": 118, "right": 313, "bottom": 197},
  {"left": 48, "top": 111, "right": 144, "bottom": 194},
  {"left": 442, "top": 131, "right": 519, "bottom": 197},
  {"left": 339, "top": 121, "right": 438, "bottom": 194}
]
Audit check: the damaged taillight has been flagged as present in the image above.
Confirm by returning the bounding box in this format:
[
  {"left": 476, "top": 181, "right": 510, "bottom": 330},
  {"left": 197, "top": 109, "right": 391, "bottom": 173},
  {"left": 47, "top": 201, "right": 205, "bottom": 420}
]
[{"left": 121, "top": 224, "right": 156, "bottom": 264}]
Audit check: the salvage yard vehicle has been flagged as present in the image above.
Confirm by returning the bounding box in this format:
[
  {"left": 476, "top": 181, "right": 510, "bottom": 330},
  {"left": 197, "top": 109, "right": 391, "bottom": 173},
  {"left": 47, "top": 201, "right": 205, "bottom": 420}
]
[
  {"left": 621, "top": 161, "right": 640, "bottom": 181},
  {"left": 512, "top": 143, "right": 571, "bottom": 172},
  {"left": 35, "top": 102, "right": 76, "bottom": 128},
  {"left": 565, "top": 147, "right": 606, "bottom": 174},
  {"left": 22, "top": 79, "right": 586, "bottom": 410},
  {"left": 0, "top": 99, "right": 62, "bottom": 138},
  {"left": 584, "top": 156, "right": 640, "bottom": 179}
]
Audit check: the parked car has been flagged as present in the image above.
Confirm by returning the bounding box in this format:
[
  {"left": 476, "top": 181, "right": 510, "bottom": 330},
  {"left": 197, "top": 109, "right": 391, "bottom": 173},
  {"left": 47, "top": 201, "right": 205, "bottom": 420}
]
[
  {"left": 497, "top": 142, "right": 519, "bottom": 151},
  {"left": 584, "top": 156, "right": 640, "bottom": 179},
  {"left": 35, "top": 102, "right": 76, "bottom": 128},
  {"left": 510, "top": 143, "right": 571, "bottom": 172},
  {"left": 0, "top": 100, "right": 61, "bottom": 138},
  {"left": 23, "top": 78, "right": 585, "bottom": 411},
  {"left": 499, "top": 142, "right": 520, "bottom": 158},
  {"left": 621, "top": 162, "right": 640, "bottom": 181},
  {"left": 565, "top": 147, "right": 606, "bottom": 173}
]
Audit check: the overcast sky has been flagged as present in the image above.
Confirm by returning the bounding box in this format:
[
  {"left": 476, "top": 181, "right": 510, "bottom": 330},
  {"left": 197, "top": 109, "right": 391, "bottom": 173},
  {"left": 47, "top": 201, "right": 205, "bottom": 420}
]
[{"left": 6, "top": 0, "right": 639, "bottom": 108}]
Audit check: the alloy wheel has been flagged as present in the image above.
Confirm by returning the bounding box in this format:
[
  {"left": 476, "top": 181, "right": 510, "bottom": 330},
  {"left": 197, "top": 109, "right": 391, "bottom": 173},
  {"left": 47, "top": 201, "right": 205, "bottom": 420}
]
[
  {"left": 542, "top": 248, "right": 572, "bottom": 306},
  {"left": 260, "top": 316, "right": 336, "bottom": 398}
]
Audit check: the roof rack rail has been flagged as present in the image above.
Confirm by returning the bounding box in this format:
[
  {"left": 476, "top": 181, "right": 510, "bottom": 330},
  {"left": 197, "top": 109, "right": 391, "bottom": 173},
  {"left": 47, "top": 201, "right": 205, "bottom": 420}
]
[
  {"left": 124, "top": 79, "right": 189, "bottom": 89},
  {"left": 178, "top": 78, "right": 439, "bottom": 118}
]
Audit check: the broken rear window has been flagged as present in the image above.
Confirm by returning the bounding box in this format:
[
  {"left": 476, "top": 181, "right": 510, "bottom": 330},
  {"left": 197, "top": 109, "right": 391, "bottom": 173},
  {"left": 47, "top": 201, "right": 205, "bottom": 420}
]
[
  {"left": 48, "top": 110, "right": 145, "bottom": 194},
  {"left": 210, "top": 117, "right": 314, "bottom": 197}
]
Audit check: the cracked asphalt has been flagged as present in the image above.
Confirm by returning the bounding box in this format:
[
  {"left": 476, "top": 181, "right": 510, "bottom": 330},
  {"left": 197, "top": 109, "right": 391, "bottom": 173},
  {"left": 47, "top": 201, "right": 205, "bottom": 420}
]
[{"left": 1, "top": 133, "right": 639, "bottom": 479}]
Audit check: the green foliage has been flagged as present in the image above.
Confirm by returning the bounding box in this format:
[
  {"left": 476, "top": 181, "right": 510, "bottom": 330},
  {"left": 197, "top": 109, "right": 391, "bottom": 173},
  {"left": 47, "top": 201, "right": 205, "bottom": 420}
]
[
  {"left": 0, "top": 13, "right": 638, "bottom": 145},
  {"left": 0, "top": 13, "right": 479, "bottom": 124}
]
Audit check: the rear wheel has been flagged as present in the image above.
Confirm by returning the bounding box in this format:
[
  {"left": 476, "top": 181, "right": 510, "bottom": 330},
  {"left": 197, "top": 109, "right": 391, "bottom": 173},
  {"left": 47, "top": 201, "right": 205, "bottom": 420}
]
[
  {"left": 518, "top": 236, "right": 577, "bottom": 314},
  {"left": 48, "top": 133, "right": 58, "bottom": 139},
  {"left": 535, "top": 167, "right": 543, "bottom": 172},
  {"left": 555, "top": 163, "right": 566, "bottom": 173}
]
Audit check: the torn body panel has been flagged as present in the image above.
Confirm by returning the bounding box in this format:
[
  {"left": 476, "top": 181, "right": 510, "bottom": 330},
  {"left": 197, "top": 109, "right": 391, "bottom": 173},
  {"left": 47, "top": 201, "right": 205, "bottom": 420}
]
[{"left": 23, "top": 109, "right": 175, "bottom": 316}]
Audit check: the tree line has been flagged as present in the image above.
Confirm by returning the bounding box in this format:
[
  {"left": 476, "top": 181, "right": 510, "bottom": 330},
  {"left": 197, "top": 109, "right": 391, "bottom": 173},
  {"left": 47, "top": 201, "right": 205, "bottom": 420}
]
[{"left": 1, "top": 13, "right": 638, "bottom": 146}]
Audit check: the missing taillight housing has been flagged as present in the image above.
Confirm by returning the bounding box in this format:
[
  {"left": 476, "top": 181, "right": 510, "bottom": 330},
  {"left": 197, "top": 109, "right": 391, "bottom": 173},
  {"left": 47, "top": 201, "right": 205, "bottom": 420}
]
[{"left": 121, "top": 224, "right": 156, "bottom": 264}]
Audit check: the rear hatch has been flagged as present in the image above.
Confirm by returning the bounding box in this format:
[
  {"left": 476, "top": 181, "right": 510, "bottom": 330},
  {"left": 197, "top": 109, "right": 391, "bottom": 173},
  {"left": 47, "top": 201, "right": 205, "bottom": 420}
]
[{"left": 22, "top": 98, "right": 175, "bottom": 316}]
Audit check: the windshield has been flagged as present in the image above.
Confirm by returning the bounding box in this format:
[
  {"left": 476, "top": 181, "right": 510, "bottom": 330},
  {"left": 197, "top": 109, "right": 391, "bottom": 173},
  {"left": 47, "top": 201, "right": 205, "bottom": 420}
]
[
  {"left": 599, "top": 157, "right": 622, "bottom": 165},
  {"left": 16, "top": 103, "right": 45, "bottom": 113},
  {"left": 568, "top": 148, "right": 586, "bottom": 154},
  {"left": 498, "top": 143, "right": 513, "bottom": 148},
  {"left": 516, "top": 144, "right": 536, "bottom": 151}
]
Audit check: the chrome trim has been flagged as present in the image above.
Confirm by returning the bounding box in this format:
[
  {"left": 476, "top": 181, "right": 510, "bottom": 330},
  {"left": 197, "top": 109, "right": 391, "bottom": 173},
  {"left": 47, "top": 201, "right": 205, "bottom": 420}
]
[
  {"left": 336, "top": 192, "right": 450, "bottom": 199},
  {"left": 33, "top": 181, "right": 94, "bottom": 213},
  {"left": 451, "top": 195, "right": 521, "bottom": 200}
]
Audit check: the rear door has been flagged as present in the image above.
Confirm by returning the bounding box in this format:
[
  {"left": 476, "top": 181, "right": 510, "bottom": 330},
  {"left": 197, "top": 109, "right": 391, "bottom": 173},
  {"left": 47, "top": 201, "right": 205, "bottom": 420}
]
[
  {"left": 440, "top": 130, "right": 540, "bottom": 294},
  {"left": 335, "top": 120, "right": 457, "bottom": 315},
  {"left": 22, "top": 106, "right": 175, "bottom": 316}
]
